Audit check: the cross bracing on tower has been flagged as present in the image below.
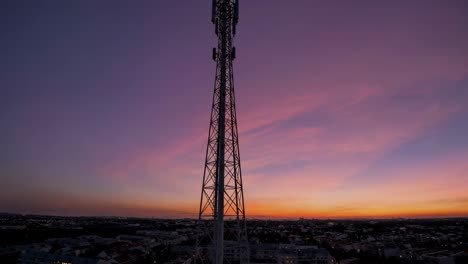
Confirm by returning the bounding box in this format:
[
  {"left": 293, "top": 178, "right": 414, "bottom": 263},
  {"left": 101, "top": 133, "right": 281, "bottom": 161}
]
[{"left": 195, "top": 1, "right": 248, "bottom": 264}]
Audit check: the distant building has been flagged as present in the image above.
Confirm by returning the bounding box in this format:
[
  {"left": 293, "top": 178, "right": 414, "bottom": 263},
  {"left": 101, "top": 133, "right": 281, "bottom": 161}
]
[
  {"left": 422, "top": 250, "right": 455, "bottom": 264},
  {"left": 249, "top": 244, "right": 332, "bottom": 264},
  {"left": 277, "top": 245, "right": 331, "bottom": 264},
  {"left": 18, "top": 250, "right": 99, "bottom": 264}
]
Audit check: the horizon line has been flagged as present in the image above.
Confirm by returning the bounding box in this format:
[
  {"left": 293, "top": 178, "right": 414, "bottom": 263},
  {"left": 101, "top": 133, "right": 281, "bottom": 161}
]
[{"left": 2, "top": 211, "right": 467, "bottom": 221}]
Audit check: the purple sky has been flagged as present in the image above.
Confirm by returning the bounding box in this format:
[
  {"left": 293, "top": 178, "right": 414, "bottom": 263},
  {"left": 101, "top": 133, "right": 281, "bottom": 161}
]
[{"left": 1, "top": 0, "right": 467, "bottom": 218}]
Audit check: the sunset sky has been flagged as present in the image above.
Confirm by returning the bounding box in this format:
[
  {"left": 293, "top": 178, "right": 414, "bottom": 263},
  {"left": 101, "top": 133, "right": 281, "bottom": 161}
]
[{"left": 1, "top": 0, "right": 467, "bottom": 218}]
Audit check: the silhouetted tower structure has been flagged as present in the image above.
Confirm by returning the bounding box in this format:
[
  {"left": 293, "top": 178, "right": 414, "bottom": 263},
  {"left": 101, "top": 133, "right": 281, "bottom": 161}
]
[{"left": 197, "top": 0, "right": 248, "bottom": 263}]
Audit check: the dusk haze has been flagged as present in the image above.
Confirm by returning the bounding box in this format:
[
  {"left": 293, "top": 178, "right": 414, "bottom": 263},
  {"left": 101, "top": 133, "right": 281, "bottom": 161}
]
[{"left": 2, "top": 0, "right": 468, "bottom": 220}]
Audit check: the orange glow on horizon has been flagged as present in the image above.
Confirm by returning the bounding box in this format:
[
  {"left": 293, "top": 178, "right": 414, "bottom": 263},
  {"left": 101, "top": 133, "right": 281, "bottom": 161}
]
[{"left": 242, "top": 207, "right": 468, "bottom": 219}]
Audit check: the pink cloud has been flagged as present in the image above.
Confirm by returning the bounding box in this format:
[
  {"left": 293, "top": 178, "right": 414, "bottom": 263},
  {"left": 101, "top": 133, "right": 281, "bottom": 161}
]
[{"left": 92, "top": 60, "right": 467, "bottom": 217}]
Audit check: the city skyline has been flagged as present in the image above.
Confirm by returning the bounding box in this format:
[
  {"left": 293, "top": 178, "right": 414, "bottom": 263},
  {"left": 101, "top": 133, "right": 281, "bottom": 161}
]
[{"left": 1, "top": 0, "right": 468, "bottom": 219}]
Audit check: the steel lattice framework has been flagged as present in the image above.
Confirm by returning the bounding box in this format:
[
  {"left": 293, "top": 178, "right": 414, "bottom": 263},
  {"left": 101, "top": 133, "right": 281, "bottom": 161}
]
[{"left": 196, "top": 0, "right": 248, "bottom": 263}]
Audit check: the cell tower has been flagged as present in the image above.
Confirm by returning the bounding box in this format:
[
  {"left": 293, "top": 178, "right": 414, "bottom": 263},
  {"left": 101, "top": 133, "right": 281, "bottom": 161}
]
[{"left": 196, "top": 0, "right": 248, "bottom": 263}]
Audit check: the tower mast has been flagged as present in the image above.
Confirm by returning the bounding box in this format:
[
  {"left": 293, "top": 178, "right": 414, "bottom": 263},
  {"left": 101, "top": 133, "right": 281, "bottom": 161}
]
[{"left": 198, "top": 0, "right": 247, "bottom": 263}]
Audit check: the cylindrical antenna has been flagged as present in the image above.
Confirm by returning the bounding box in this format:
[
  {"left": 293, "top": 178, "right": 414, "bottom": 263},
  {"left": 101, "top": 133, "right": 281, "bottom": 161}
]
[
  {"left": 211, "top": 0, "right": 216, "bottom": 23},
  {"left": 234, "top": 0, "right": 239, "bottom": 24}
]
